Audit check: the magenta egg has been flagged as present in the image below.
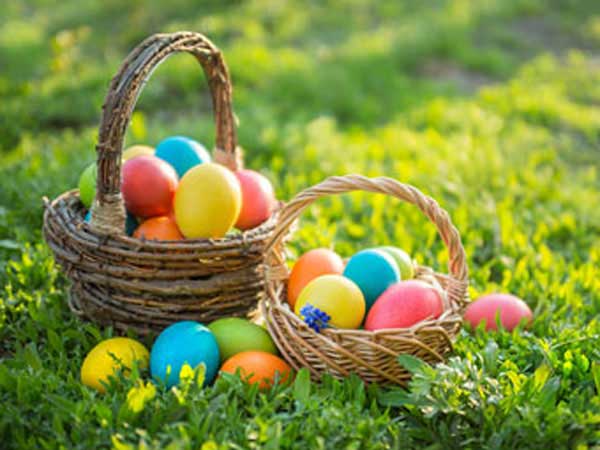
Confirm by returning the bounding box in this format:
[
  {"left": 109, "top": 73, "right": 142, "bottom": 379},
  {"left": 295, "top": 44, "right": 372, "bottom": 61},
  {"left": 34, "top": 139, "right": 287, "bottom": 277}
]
[
  {"left": 364, "top": 280, "right": 444, "bottom": 331},
  {"left": 464, "top": 293, "right": 532, "bottom": 331}
]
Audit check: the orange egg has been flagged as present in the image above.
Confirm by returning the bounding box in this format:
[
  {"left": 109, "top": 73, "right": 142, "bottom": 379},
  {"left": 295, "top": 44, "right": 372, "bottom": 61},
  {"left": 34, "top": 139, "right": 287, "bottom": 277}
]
[
  {"left": 287, "top": 248, "right": 344, "bottom": 308},
  {"left": 220, "top": 351, "right": 292, "bottom": 389},
  {"left": 133, "top": 215, "right": 184, "bottom": 241}
]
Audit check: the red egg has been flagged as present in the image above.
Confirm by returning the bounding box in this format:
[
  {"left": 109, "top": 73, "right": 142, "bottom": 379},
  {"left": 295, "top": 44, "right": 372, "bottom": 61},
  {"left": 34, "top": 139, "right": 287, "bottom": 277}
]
[
  {"left": 121, "top": 156, "right": 178, "bottom": 218},
  {"left": 464, "top": 293, "right": 532, "bottom": 331},
  {"left": 364, "top": 280, "right": 444, "bottom": 331},
  {"left": 234, "top": 169, "right": 276, "bottom": 230}
]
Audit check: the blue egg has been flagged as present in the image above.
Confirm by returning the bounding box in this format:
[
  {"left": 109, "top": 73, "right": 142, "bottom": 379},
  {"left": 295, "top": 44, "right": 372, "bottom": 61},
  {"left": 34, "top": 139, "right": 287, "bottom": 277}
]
[
  {"left": 125, "top": 213, "right": 138, "bottom": 236},
  {"left": 150, "top": 321, "right": 220, "bottom": 388},
  {"left": 155, "top": 136, "right": 211, "bottom": 178},
  {"left": 343, "top": 249, "right": 401, "bottom": 310},
  {"left": 84, "top": 210, "right": 138, "bottom": 236}
]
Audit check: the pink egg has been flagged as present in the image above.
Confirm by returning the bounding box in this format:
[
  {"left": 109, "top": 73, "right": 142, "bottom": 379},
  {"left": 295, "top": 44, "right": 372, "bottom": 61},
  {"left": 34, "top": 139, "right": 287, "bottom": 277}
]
[
  {"left": 364, "top": 280, "right": 444, "bottom": 331},
  {"left": 464, "top": 293, "right": 532, "bottom": 331},
  {"left": 234, "top": 169, "right": 276, "bottom": 230}
]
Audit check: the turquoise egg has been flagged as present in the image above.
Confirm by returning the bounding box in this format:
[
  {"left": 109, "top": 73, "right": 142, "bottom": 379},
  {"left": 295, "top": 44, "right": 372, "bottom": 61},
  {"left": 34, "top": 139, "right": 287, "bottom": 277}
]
[
  {"left": 343, "top": 249, "right": 401, "bottom": 310},
  {"left": 150, "top": 321, "right": 220, "bottom": 388},
  {"left": 125, "top": 213, "right": 138, "bottom": 236},
  {"left": 155, "top": 136, "right": 211, "bottom": 178},
  {"left": 84, "top": 210, "right": 138, "bottom": 236}
]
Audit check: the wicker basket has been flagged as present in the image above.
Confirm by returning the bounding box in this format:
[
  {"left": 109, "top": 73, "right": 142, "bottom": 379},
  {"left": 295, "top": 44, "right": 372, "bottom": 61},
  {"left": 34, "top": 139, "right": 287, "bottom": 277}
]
[
  {"left": 43, "top": 31, "right": 284, "bottom": 334},
  {"left": 262, "top": 175, "right": 469, "bottom": 385}
]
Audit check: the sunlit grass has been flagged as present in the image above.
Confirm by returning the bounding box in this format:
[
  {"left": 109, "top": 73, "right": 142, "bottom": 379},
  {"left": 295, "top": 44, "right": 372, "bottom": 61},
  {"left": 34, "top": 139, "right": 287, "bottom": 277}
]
[{"left": 0, "top": 0, "right": 599, "bottom": 448}]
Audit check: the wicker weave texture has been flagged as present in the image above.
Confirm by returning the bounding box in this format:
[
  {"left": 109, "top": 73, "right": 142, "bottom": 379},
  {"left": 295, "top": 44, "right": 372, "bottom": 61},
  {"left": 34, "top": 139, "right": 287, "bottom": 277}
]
[
  {"left": 262, "top": 175, "right": 469, "bottom": 385},
  {"left": 43, "top": 32, "right": 283, "bottom": 334}
]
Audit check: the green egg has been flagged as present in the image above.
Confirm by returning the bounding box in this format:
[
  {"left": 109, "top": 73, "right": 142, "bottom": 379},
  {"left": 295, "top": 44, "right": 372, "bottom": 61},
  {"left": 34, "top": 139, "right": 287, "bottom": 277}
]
[
  {"left": 78, "top": 163, "right": 96, "bottom": 208},
  {"left": 207, "top": 317, "right": 277, "bottom": 362},
  {"left": 378, "top": 246, "right": 415, "bottom": 280}
]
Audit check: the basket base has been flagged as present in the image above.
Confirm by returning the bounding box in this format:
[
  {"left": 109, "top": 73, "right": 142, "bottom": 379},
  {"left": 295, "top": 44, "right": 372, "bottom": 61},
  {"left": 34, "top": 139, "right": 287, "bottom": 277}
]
[{"left": 67, "top": 280, "right": 265, "bottom": 335}]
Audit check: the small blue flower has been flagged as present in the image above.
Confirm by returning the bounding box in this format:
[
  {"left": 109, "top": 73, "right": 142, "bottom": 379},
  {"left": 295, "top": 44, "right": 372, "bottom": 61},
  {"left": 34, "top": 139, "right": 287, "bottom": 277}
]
[{"left": 300, "top": 304, "right": 331, "bottom": 332}]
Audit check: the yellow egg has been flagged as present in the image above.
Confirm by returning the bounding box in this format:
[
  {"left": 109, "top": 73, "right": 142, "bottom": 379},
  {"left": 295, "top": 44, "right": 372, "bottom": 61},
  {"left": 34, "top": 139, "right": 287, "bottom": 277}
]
[
  {"left": 294, "top": 274, "right": 365, "bottom": 329},
  {"left": 80, "top": 337, "right": 149, "bottom": 393},
  {"left": 122, "top": 145, "right": 154, "bottom": 161},
  {"left": 174, "top": 163, "right": 241, "bottom": 238}
]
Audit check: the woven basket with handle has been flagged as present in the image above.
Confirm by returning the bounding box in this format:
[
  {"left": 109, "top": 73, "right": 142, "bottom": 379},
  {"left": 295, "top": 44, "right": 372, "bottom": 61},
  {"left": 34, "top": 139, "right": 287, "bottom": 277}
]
[
  {"left": 262, "top": 175, "right": 469, "bottom": 385},
  {"left": 43, "top": 32, "right": 284, "bottom": 334}
]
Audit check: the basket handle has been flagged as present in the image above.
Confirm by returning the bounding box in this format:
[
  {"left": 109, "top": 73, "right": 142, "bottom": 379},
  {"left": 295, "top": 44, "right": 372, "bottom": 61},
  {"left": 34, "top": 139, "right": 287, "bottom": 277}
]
[
  {"left": 91, "top": 31, "right": 239, "bottom": 234},
  {"left": 266, "top": 175, "right": 468, "bottom": 282}
]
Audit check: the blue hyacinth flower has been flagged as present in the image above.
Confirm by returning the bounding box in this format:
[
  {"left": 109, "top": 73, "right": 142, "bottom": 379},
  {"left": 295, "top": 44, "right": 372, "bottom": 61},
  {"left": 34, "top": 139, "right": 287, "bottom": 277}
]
[{"left": 300, "top": 304, "right": 331, "bottom": 332}]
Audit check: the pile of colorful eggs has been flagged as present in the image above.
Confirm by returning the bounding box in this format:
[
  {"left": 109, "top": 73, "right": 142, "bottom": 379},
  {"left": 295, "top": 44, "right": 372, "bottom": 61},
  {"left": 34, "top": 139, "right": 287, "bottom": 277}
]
[
  {"left": 288, "top": 246, "right": 445, "bottom": 331},
  {"left": 80, "top": 317, "right": 292, "bottom": 393},
  {"left": 80, "top": 288, "right": 534, "bottom": 393},
  {"left": 79, "top": 242, "right": 534, "bottom": 392},
  {"left": 288, "top": 246, "right": 533, "bottom": 332},
  {"left": 79, "top": 136, "right": 277, "bottom": 239}
]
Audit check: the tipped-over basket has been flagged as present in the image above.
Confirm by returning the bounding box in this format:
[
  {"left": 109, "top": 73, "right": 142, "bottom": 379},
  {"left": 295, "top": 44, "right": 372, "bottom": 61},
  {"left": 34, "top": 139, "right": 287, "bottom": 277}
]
[
  {"left": 43, "top": 31, "right": 283, "bottom": 334},
  {"left": 262, "top": 175, "right": 469, "bottom": 385}
]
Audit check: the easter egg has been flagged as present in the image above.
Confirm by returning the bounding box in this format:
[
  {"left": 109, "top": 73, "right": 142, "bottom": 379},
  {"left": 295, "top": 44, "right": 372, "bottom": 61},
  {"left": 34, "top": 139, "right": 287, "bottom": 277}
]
[
  {"left": 80, "top": 337, "right": 149, "bottom": 393},
  {"left": 150, "top": 321, "right": 220, "bottom": 388},
  {"left": 125, "top": 213, "right": 139, "bottom": 236},
  {"left": 174, "top": 163, "right": 241, "bottom": 239},
  {"left": 287, "top": 248, "right": 345, "bottom": 309},
  {"left": 295, "top": 274, "right": 365, "bottom": 329},
  {"left": 155, "top": 136, "right": 211, "bottom": 178},
  {"left": 220, "top": 351, "right": 292, "bottom": 389},
  {"left": 121, "top": 155, "right": 178, "bottom": 218},
  {"left": 378, "top": 246, "right": 414, "bottom": 279},
  {"left": 464, "top": 293, "right": 532, "bottom": 331},
  {"left": 84, "top": 210, "right": 138, "bottom": 236},
  {"left": 123, "top": 145, "right": 154, "bottom": 161},
  {"left": 365, "top": 280, "right": 444, "bottom": 331},
  {"left": 133, "top": 215, "right": 183, "bottom": 241},
  {"left": 234, "top": 170, "right": 276, "bottom": 230},
  {"left": 78, "top": 163, "right": 96, "bottom": 208},
  {"left": 208, "top": 318, "right": 277, "bottom": 362},
  {"left": 343, "top": 249, "right": 401, "bottom": 310}
]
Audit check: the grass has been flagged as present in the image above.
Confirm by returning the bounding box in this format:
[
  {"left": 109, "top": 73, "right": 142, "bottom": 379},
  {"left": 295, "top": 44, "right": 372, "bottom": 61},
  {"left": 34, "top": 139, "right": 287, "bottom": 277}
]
[{"left": 1, "top": 0, "right": 600, "bottom": 448}]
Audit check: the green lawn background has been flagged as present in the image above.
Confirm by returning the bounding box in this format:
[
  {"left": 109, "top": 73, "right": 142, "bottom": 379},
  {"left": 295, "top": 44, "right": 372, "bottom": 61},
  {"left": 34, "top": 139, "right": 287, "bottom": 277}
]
[{"left": 1, "top": 0, "right": 599, "bottom": 448}]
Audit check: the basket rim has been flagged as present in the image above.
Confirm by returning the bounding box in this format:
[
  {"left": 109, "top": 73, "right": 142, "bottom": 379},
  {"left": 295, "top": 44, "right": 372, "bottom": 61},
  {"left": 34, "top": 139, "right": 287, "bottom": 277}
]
[
  {"left": 261, "top": 279, "right": 462, "bottom": 385},
  {"left": 44, "top": 189, "right": 279, "bottom": 251}
]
